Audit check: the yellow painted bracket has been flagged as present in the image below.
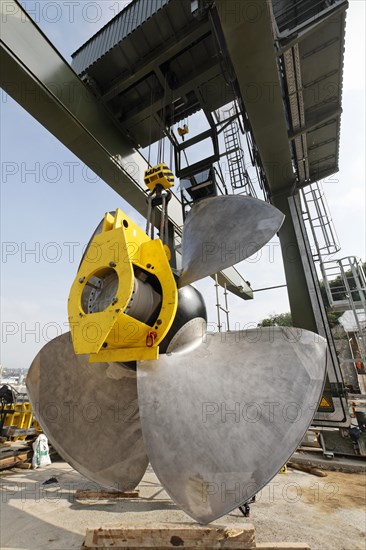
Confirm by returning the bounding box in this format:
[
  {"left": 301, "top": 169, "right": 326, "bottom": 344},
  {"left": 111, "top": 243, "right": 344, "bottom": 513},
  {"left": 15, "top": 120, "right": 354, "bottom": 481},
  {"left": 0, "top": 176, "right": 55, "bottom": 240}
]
[{"left": 68, "top": 209, "right": 178, "bottom": 362}]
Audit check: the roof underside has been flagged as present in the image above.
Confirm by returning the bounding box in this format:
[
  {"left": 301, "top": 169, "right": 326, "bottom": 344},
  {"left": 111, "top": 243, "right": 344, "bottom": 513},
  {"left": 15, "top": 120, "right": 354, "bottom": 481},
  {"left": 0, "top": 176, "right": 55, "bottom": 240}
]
[
  {"left": 277, "top": 1, "right": 347, "bottom": 185},
  {"left": 72, "top": 0, "right": 234, "bottom": 148},
  {"left": 71, "top": 0, "right": 348, "bottom": 192}
]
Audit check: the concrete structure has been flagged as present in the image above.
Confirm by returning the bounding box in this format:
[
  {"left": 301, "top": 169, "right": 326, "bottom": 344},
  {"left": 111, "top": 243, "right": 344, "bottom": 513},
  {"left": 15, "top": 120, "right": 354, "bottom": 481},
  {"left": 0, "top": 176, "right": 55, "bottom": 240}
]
[{"left": 0, "top": 460, "right": 365, "bottom": 549}]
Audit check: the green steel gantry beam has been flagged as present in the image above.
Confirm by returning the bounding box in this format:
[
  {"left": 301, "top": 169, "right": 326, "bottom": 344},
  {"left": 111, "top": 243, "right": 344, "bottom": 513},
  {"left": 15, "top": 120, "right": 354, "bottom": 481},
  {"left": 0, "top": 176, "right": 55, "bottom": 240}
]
[{"left": 0, "top": 0, "right": 253, "bottom": 300}]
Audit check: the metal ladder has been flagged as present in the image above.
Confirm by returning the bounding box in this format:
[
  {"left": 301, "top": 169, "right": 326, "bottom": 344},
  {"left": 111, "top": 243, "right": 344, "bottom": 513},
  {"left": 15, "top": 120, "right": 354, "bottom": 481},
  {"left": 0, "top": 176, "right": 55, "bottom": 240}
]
[
  {"left": 219, "top": 104, "right": 256, "bottom": 196},
  {"left": 301, "top": 182, "right": 340, "bottom": 261}
]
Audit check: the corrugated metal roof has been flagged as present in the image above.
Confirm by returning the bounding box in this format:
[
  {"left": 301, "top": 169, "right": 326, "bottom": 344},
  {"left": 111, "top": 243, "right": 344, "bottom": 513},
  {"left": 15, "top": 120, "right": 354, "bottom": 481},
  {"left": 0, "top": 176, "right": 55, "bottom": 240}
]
[
  {"left": 273, "top": 0, "right": 336, "bottom": 34},
  {"left": 71, "top": 0, "right": 171, "bottom": 75}
]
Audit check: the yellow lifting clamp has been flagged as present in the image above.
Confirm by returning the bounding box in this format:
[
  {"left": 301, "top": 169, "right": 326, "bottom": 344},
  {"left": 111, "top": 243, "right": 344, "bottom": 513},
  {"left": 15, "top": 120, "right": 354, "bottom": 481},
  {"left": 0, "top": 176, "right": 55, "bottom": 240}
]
[{"left": 68, "top": 209, "right": 178, "bottom": 363}]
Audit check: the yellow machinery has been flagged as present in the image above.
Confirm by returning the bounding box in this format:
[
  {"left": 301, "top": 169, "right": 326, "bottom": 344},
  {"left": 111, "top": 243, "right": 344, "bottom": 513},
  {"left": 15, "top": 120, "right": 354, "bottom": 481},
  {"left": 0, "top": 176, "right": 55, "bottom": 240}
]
[
  {"left": 144, "top": 163, "right": 174, "bottom": 191},
  {"left": 2, "top": 401, "right": 39, "bottom": 442},
  {"left": 68, "top": 184, "right": 178, "bottom": 363}
]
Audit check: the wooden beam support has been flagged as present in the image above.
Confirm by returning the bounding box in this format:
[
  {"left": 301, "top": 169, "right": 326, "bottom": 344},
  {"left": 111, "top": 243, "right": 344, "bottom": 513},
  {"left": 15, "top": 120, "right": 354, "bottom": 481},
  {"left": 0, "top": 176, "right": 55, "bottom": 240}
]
[
  {"left": 81, "top": 525, "right": 311, "bottom": 550},
  {"left": 82, "top": 524, "right": 256, "bottom": 549},
  {"left": 75, "top": 490, "right": 139, "bottom": 500}
]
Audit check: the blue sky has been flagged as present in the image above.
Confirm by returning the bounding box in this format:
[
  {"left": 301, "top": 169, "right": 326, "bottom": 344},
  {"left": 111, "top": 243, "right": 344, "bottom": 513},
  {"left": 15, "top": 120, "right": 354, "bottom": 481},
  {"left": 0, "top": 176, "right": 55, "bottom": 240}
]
[{"left": 1, "top": 0, "right": 365, "bottom": 369}]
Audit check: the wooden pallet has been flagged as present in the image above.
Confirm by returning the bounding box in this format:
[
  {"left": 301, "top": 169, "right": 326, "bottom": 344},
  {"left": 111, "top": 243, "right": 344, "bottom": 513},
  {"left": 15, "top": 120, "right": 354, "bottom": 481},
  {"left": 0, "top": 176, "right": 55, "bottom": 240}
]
[
  {"left": 0, "top": 449, "right": 32, "bottom": 470},
  {"left": 81, "top": 524, "right": 310, "bottom": 550},
  {"left": 76, "top": 490, "right": 139, "bottom": 500}
]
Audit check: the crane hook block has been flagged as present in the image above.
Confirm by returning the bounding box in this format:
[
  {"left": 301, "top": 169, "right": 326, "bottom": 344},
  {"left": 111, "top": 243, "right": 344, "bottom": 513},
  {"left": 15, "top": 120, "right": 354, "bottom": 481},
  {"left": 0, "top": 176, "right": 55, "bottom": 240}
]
[
  {"left": 144, "top": 163, "right": 174, "bottom": 191},
  {"left": 178, "top": 124, "right": 189, "bottom": 140},
  {"left": 68, "top": 209, "right": 178, "bottom": 363}
]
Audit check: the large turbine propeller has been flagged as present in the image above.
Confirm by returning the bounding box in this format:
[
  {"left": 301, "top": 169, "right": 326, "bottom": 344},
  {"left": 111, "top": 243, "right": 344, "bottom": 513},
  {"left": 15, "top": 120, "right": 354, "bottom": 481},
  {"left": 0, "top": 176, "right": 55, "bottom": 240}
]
[{"left": 26, "top": 193, "right": 327, "bottom": 523}]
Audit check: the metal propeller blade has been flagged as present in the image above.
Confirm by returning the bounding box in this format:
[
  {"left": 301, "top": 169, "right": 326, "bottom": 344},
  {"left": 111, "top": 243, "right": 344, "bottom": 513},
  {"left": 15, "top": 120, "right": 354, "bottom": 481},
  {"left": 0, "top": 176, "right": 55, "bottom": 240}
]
[
  {"left": 137, "top": 328, "right": 327, "bottom": 523},
  {"left": 26, "top": 332, "right": 148, "bottom": 491},
  {"left": 179, "top": 195, "right": 285, "bottom": 287}
]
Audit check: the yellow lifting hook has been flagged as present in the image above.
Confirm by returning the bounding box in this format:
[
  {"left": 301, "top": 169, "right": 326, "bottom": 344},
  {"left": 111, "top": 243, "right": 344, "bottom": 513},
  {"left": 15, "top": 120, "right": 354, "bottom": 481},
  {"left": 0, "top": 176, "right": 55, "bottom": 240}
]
[{"left": 177, "top": 124, "right": 189, "bottom": 141}]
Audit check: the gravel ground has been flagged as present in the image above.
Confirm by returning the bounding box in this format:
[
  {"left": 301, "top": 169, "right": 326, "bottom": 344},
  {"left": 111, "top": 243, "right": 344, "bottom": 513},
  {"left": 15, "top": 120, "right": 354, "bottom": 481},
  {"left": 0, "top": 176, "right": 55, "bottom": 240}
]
[
  {"left": 237, "top": 468, "right": 365, "bottom": 550},
  {"left": 0, "top": 461, "right": 365, "bottom": 550}
]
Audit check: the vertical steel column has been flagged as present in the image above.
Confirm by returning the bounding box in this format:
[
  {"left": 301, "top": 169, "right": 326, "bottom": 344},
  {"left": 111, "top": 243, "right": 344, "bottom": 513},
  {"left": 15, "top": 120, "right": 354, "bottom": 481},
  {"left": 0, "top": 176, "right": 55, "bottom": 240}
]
[
  {"left": 273, "top": 193, "right": 319, "bottom": 332},
  {"left": 273, "top": 192, "right": 348, "bottom": 425}
]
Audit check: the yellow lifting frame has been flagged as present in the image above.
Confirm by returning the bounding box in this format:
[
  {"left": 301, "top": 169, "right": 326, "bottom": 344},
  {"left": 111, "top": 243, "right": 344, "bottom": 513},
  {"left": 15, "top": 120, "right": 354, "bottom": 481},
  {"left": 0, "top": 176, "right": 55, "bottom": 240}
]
[{"left": 68, "top": 209, "right": 178, "bottom": 362}]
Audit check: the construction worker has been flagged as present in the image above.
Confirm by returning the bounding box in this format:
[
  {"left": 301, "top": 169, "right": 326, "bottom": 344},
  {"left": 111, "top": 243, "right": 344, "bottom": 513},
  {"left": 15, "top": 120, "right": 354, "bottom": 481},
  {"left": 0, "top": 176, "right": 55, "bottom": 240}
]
[{"left": 348, "top": 413, "right": 361, "bottom": 454}]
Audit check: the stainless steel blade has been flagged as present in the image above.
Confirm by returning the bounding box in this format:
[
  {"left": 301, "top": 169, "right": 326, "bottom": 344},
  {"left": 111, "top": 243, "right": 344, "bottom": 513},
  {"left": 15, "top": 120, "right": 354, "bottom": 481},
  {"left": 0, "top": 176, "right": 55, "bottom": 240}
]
[
  {"left": 179, "top": 195, "right": 285, "bottom": 287},
  {"left": 26, "top": 332, "right": 148, "bottom": 491},
  {"left": 137, "top": 328, "right": 327, "bottom": 523}
]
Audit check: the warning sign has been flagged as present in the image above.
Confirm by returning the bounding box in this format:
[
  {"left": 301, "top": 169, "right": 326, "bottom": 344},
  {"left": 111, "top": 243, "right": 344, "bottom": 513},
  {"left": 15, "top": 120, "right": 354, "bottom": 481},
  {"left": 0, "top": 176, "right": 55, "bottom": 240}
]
[
  {"left": 320, "top": 396, "right": 331, "bottom": 408},
  {"left": 318, "top": 394, "right": 335, "bottom": 412}
]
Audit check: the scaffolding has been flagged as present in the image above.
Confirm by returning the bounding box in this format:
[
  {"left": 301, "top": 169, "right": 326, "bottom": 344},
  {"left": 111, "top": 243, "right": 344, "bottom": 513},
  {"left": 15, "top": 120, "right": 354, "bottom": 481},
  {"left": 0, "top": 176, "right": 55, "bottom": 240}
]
[
  {"left": 301, "top": 183, "right": 366, "bottom": 372},
  {"left": 209, "top": 103, "right": 257, "bottom": 331},
  {"left": 214, "top": 274, "right": 230, "bottom": 332}
]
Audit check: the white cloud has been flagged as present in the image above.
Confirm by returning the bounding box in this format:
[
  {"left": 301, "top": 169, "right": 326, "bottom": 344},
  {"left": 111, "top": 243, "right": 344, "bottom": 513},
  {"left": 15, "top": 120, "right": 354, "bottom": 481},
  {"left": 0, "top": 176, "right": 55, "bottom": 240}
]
[{"left": 328, "top": 186, "right": 365, "bottom": 211}]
